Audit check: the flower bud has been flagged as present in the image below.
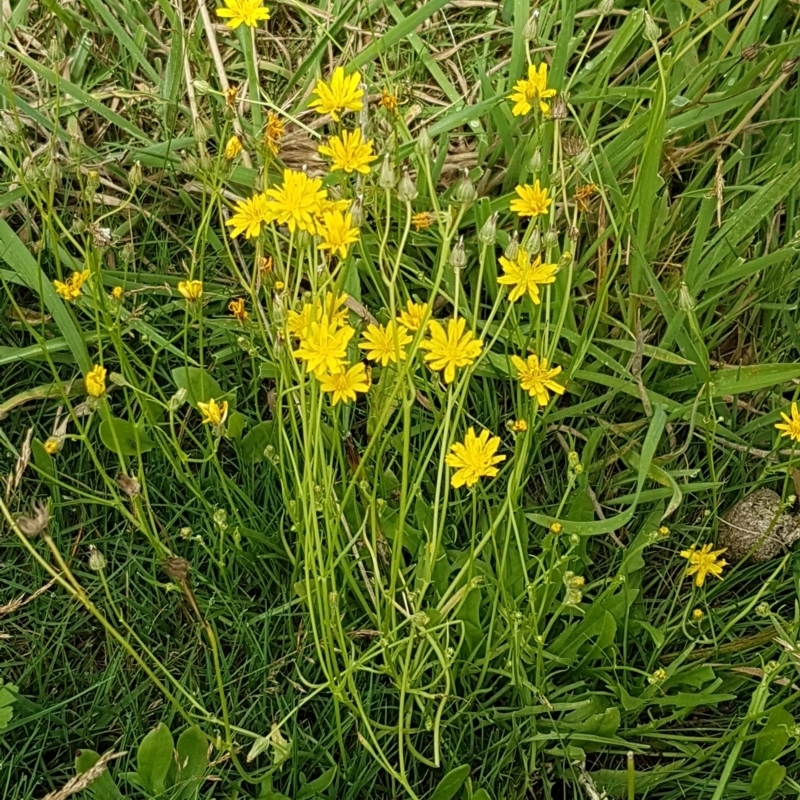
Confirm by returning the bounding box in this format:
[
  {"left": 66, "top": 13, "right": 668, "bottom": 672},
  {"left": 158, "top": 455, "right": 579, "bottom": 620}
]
[
  {"left": 523, "top": 9, "right": 539, "bottom": 41},
  {"left": 378, "top": 154, "right": 396, "bottom": 189},
  {"left": 558, "top": 250, "right": 573, "bottom": 269},
  {"left": 527, "top": 147, "right": 542, "bottom": 174},
  {"left": 350, "top": 194, "right": 365, "bottom": 227},
  {"left": 168, "top": 387, "right": 188, "bottom": 411},
  {"left": 450, "top": 236, "right": 467, "bottom": 270},
  {"left": 478, "top": 212, "right": 498, "bottom": 245},
  {"left": 192, "top": 79, "right": 213, "bottom": 96},
  {"left": 47, "top": 36, "right": 64, "bottom": 65},
  {"left": 88, "top": 546, "right": 107, "bottom": 571},
  {"left": 396, "top": 168, "right": 418, "bottom": 202},
  {"left": 415, "top": 126, "right": 433, "bottom": 157},
  {"left": 543, "top": 226, "right": 559, "bottom": 249},
  {"left": 23, "top": 160, "right": 44, "bottom": 186},
  {"left": 599, "top": 0, "right": 614, "bottom": 15},
  {"left": 128, "top": 160, "right": 143, "bottom": 188},
  {"left": 643, "top": 12, "right": 661, "bottom": 43},
  {"left": 528, "top": 228, "right": 541, "bottom": 254},
  {"left": 550, "top": 96, "right": 568, "bottom": 120},
  {"left": 678, "top": 282, "right": 696, "bottom": 312},
  {"left": 504, "top": 231, "right": 520, "bottom": 260},
  {"left": 454, "top": 169, "right": 477, "bottom": 206},
  {"left": 193, "top": 116, "right": 212, "bottom": 144},
  {"left": 86, "top": 170, "right": 101, "bottom": 193}
]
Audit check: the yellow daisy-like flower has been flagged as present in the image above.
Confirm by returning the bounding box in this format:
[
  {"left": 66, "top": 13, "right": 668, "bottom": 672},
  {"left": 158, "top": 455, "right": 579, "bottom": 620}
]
[
  {"left": 225, "top": 193, "right": 270, "bottom": 239},
  {"left": 411, "top": 212, "right": 435, "bottom": 230},
  {"left": 317, "top": 210, "right": 360, "bottom": 259},
  {"left": 510, "top": 180, "right": 552, "bottom": 218},
  {"left": 265, "top": 169, "right": 327, "bottom": 234},
  {"left": 198, "top": 397, "right": 229, "bottom": 427},
  {"left": 287, "top": 293, "right": 349, "bottom": 339},
  {"left": 111, "top": 286, "right": 124, "bottom": 301},
  {"left": 445, "top": 427, "right": 506, "bottom": 489},
  {"left": 44, "top": 437, "right": 61, "bottom": 455},
  {"left": 224, "top": 135, "right": 243, "bottom": 160},
  {"left": 178, "top": 280, "right": 203, "bottom": 301},
  {"left": 319, "top": 362, "right": 371, "bottom": 405},
  {"left": 397, "top": 300, "right": 428, "bottom": 331},
  {"left": 498, "top": 251, "right": 558, "bottom": 304},
  {"left": 359, "top": 320, "right": 412, "bottom": 367},
  {"left": 512, "top": 419, "right": 528, "bottom": 433},
  {"left": 293, "top": 314, "right": 354, "bottom": 377},
  {"left": 215, "top": 0, "right": 270, "bottom": 29},
  {"left": 775, "top": 402, "right": 800, "bottom": 442},
  {"left": 53, "top": 270, "right": 90, "bottom": 302},
  {"left": 318, "top": 129, "right": 377, "bottom": 174},
  {"left": 379, "top": 89, "right": 399, "bottom": 112},
  {"left": 419, "top": 318, "right": 483, "bottom": 384},
  {"left": 679, "top": 543, "right": 727, "bottom": 588},
  {"left": 308, "top": 66, "right": 364, "bottom": 122},
  {"left": 228, "top": 298, "right": 248, "bottom": 323},
  {"left": 511, "top": 354, "right": 565, "bottom": 406},
  {"left": 264, "top": 112, "right": 284, "bottom": 155},
  {"left": 85, "top": 364, "right": 107, "bottom": 398},
  {"left": 509, "top": 62, "right": 557, "bottom": 116}
]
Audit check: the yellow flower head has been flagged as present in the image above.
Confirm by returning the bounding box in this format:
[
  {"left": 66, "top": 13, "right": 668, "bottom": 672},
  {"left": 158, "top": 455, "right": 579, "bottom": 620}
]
[
  {"left": 293, "top": 314, "right": 354, "bottom": 377},
  {"left": 178, "top": 280, "right": 203, "bottom": 301},
  {"left": 397, "top": 300, "right": 429, "bottom": 331},
  {"left": 309, "top": 67, "right": 364, "bottom": 122},
  {"left": 229, "top": 298, "right": 248, "bottom": 323},
  {"left": 445, "top": 427, "right": 506, "bottom": 489},
  {"left": 264, "top": 112, "right": 284, "bottom": 155},
  {"left": 111, "top": 285, "right": 124, "bottom": 301},
  {"left": 198, "top": 397, "right": 229, "bottom": 427},
  {"left": 511, "top": 353, "right": 565, "bottom": 406},
  {"left": 510, "top": 180, "right": 552, "bottom": 218},
  {"left": 411, "top": 212, "right": 435, "bottom": 230},
  {"left": 419, "top": 317, "right": 483, "bottom": 384},
  {"left": 215, "top": 0, "right": 270, "bottom": 29},
  {"left": 509, "top": 62, "right": 557, "bottom": 116},
  {"left": 319, "top": 362, "right": 371, "bottom": 405},
  {"left": 575, "top": 183, "right": 597, "bottom": 212},
  {"left": 225, "top": 193, "right": 271, "bottom": 239},
  {"left": 775, "top": 402, "right": 800, "bottom": 442},
  {"left": 512, "top": 418, "right": 528, "bottom": 433},
  {"left": 224, "top": 134, "right": 243, "bottom": 160},
  {"left": 379, "top": 89, "right": 399, "bottom": 112},
  {"left": 498, "top": 251, "right": 558, "bottom": 304},
  {"left": 317, "top": 210, "right": 360, "bottom": 259},
  {"left": 550, "top": 521, "right": 563, "bottom": 535},
  {"left": 287, "top": 293, "right": 349, "bottom": 338},
  {"left": 318, "top": 128, "right": 377, "bottom": 174},
  {"left": 53, "top": 270, "right": 90, "bottom": 302},
  {"left": 225, "top": 85, "right": 239, "bottom": 109},
  {"left": 359, "top": 320, "right": 412, "bottom": 367},
  {"left": 85, "top": 364, "right": 107, "bottom": 398},
  {"left": 680, "top": 543, "right": 727, "bottom": 588},
  {"left": 265, "top": 169, "right": 327, "bottom": 234},
  {"left": 692, "top": 608, "right": 705, "bottom": 621},
  {"left": 44, "top": 437, "right": 61, "bottom": 455}
]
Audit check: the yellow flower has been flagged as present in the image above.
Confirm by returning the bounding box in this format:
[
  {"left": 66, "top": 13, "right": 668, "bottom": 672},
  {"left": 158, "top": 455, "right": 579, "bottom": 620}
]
[
  {"left": 317, "top": 210, "right": 360, "bottom": 259},
  {"left": 264, "top": 112, "right": 284, "bottom": 155},
  {"left": 509, "top": 62, "right": 557, "bottom": 116},
  {"left": 225, "top": 193, "right": 270, "bottom": 239},
  {"left": 397, "top": 300, "right": 428, "bottom": 331},
  {"left": 498, "top": 251, "right": 558, "bottom": 304},
  {"left": 85, "top": 364, "right": 107, "bottom": 398},
  {"left": 224, "top": 134, "right": 243, "bottom": 160},
  {"left": 274, "top": 280, "right": 285, "bottom": 291},
  {"left": 692, "top": 608, "right": 705, "bottom": 621},
  {"left": 53, "top": 270, "right": 90, "bottom": 302},
  {"left": 224, "top": 85, "right": 239, "bottom": 109},
  {"left": 215, "top": 0, "right": 270, "bottom": 29},
  {"left": 264, "top": 169, "right": 327, "bottom": 234},
  {"left": 309, "top": 67, "right": 364, "bottom": 122},
  {"left": 680, "top": 543, "right": 727, "bottom": 588},
  {"left": 549, "top": 521, "right": 563, "bottom": 535},
  {"left": 287, "top": 293, "right": 349, "bottom": 338},
  {"left": 359, "top": 320, "right": 412, "bottom": 367},
  {"left": 419, "top": 318, "right": 483, "bottom": 384},
  {"left": 198, "top": 398, "right": 229, "bottom": 427},
  {"left": 775, "top": 402, "right": 800, "bottom": 442},
  {"left": 293, "top": 314, "right": 354, "bottom": 377},
  {"left": 379, "top": 89, "right": 399, "bottom": 112},
  {"left": 178, "top": 280, "right": 203, "bottom": 301},
  {"left": 229, "top": 298, "right": 248, "bottom": 323},
  {"left": 510, "top": 180, "right": 552, "bottom": 218},
  {"left": 411, "top": 212, "right": 435, "bottom": 230},
  {"left": 319, "top": 362, "right": 371, "bottom": 405},
  {"left": 511, "top": 353, "right": 565, "bottom": 406},
  {"left": 445, "top": 427, "right": 506, "bottom": 489},
  {"left": 512, "top": 419, "right": 528, "bottom": 433},
  {"left": 575, "top": 183, "right": 597, "bottom": 212},
  {"left": 318, "top": 128, "right": 377, "bottom": 174},
  {"left": 111, "top": 286, "right": 124, "bottom": 301},
  {"left": 44, "top": 437, "right": 61, "bottom": 455}
]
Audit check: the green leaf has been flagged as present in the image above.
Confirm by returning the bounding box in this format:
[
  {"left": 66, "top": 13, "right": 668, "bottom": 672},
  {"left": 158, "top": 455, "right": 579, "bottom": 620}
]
[
  {"left": 429, "top": 764, "right": 471, "bottom": 800},
  {"left": 750, "top": 760, "right": 785, "bottom": 799},
  {"left": 753, "top": 707, "right": 793, "bottom": 763},
  {"left": 173, "top": 725, "right": 208, "bottom": 800},
  {"left": 136, "top": 723, "right": 174, "bottom": 795},
  {"left": 0, "top": 681, "right": 17, "bottom": 731},
  {"left": 227, "top": 411, "right": 247, "bottom": 441},
  {"left": 98, "top": 416, "right": 154, "bottom": 456},
  {"left": 172, "top": 366, "right": 225, "bottom": 408},
  {"left": 75, "top": 749, "right": 123, "bottom": 800},
  {"left": 239, "top": 421, "right": 276, "bottom": 463},
  {"left": 296, "top": 766, "right": 337, "bottom": 800}
]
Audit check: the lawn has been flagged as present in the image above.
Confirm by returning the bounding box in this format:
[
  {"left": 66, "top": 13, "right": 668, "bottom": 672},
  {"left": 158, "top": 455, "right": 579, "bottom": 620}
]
[{"left": 1, "top": 0, "right": 800, "bottom": 798}]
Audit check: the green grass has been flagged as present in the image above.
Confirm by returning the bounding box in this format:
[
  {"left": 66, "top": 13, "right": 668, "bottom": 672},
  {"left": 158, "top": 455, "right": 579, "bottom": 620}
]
[{"left": 2, "top": 0, "right": 800, "bottom": 798}]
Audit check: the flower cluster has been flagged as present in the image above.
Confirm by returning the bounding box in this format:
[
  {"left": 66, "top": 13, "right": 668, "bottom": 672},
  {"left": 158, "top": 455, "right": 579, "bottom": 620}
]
[{"left": 54, "top": 269, "right": 90, "bottom": 302}]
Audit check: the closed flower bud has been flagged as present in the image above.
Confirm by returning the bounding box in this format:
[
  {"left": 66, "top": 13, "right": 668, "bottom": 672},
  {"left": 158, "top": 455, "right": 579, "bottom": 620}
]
[
  {"left": 523, "top": 9, "right": 539, "bottom": 41},
  {"left": 168, "top": 387, "right": 188, "bottom": 411},
  {"left": 192, "top": 79, "right": 213, "bottom": 96},
  {"left": 378, "top": 154, "right": 396, "bottom": 189},
  {"left": 45, "top": 158, "right": 62, "bottom": 185},
  {"left": 88, "top": 546, "right": 107, "bottom": 571},
  {"left": 505, "top": 231, "right": 520, "bottom": 260},
  {"left": 415, "top": 125, "right": 433, "bottom": 157},
  {"left": 528, "top": 227, "right": 541, "bottom": 254},
  {"left": 478, "top": 212, "right": 498, "bottom": 245},
  {"left": 543, "top": 226, "right": 559, "bottom": 249},
  {"left": 454, "top": 169, "right": 477, "bottom": 205},
  {"left": 568, "top": 226, "right": 579, "bottom": 243},
  {"left": 86, "top": 170, "right": 101, "bottom": 193},
  {"left": 550, "top": 96, "right": 568, "bottom": 120},
  {"left": 128, "top": 159, "right": 143, "bottom": 188},
  {"left": 527, "top": 147, "right": 542, "bottom": 174},
  {"left": 350, "top": 194, "right": 365, "bottom": 227},
  {"left": 450, "top": 236, "right": 467, "bottom": 270},
  {"left": 561, "top": 134, "right": 585, "bottom": 158},
  {"left": 643, "top": 12, "right": 661, "bottom": 43},
  {"left": 397, "top": 167, "right": 418, "bottom": 202},
  {"left": 598, "top": 0, "right": 614, "bottom": 14},
  {"left": 47, "top": 36, "right": 64, "bottom": 65},
  {"left": 180, "top": 150, "right": 199, "bottom": 175},
  {"left": 193, "top": 116, "right": 212, "bottom": 144},
  {"left": 678, "top": 282, "right": 696, "bottom": 311},
  {"left": 23, "top": 160, "right": 44, "bottom": 186}
]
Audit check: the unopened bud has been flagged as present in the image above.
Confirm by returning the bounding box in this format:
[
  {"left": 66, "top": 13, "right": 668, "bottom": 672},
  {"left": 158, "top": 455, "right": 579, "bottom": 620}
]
[
  {"left": 598, "top": 0, "right": 614, "bottom": 14},
  {"left": 678, "top": 282, "right": 696, "bottom": 312},
  {"left": 558, "top": 250, "right": 573, "bottom": 268},
  {"left": 169, "top": 387, "right": 188, "bottom": 411},
  {"left": 478, "top": 212, "right": 498, "bottom": 245},
  {"left": 527, "top": 147, "right": 542, "bottom": 174},
  {"left": 454, "top": 169, "right": 477, "bottom": 205},
  {"left": 47, "top": 36, "right": 64, "bottom": 65},
  {"left": 450, "top": 236, "right": 467, "bottom": 270},
  {"left": 505, "top": 231, "right": 520, "bottom": 260},
  {"left": 192, "top": 79, "right": 213, "bottom": 96},
  {"left": 128, "top": 160, "right": 143, "bottom": 188},
  {"left": 378, "top": 154, "right": 396, "bottom": 189},
  {"left": 415, "top": 126, "right": 433, "bottom": 157},
  {"left": 550, "top": 96, "right": 568, "bottom": 120},
  {"left": 86, "top": 170, "right": 100, "bottom": 193},
  {"left": 193, "top": 116, "right": 212, "bottom": 144},
  {"left": 643, "top": 12, "right": 661, "bottom": 43},
  {"left": 350, "top": 194, "right": 365, "bottom": 227},
  {"left": 543, "top": 226, "right": 559, "bottom": 249},
  {"left": 528, "top": 228, "right": 541, "bottom": 254},
  {"left": 523, "top": 9, "right": 540, "bottom": 41},
  {"left": 88, "top": 546, "right": 107, "bottom": 571},
  {"left": 45, "top": 158, "right": 62, "bottom": 185},
  {"left": 397, "top": 168, "right": 418, "bottom": 202}
]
